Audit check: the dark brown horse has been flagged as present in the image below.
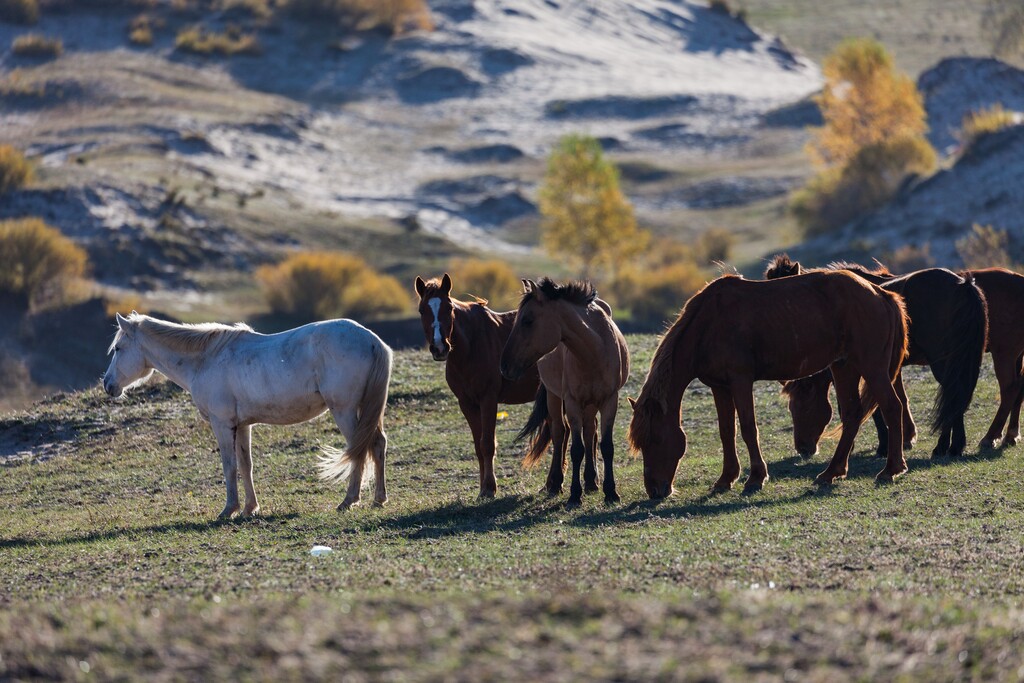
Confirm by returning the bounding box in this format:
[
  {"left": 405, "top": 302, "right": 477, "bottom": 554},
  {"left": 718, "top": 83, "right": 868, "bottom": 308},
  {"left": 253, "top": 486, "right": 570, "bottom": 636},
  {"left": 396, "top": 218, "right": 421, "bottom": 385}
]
[
  {"left": 500, "top": 279, "right": 629, "bottom": 506},
  {"left": 966, "top": 268, "right": 1024, "bottom": 449},
  {"left": 628, "top": 272, "right": 909, "bottom": 499},
  {"left": 767, "top": 256, "right": 988, "bottom": 458},
  {"left": 415, "top": 273, "right": 541, "bottom": 498}
]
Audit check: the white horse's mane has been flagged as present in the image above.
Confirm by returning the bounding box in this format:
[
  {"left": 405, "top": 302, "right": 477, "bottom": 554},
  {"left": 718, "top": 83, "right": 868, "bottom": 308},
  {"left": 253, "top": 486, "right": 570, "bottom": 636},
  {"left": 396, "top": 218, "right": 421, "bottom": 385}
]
[{"left": 111, "top": 313, "right": 254, "bottom": 355}]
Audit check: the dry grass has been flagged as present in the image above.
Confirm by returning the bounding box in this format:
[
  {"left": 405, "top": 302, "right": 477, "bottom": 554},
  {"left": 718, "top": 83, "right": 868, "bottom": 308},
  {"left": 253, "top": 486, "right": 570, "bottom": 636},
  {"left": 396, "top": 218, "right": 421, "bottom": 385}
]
[
  {"left": 175, "top": 24, "right": 261, "bottom": 56},
  {"left": 0, "top": 217, "right": 88, "bottom": 311},
  {"left": 11, "top": 32, "right": 62, "bottom": 58},
  {"left": 959, "top": 104, "right": 1021, "bottom": 154},
  {"left": 446, "top": 258, "right": 521, "bottom": 310},
  {"left": 0, "top": 145, "right": 33, "bottom": 195}
]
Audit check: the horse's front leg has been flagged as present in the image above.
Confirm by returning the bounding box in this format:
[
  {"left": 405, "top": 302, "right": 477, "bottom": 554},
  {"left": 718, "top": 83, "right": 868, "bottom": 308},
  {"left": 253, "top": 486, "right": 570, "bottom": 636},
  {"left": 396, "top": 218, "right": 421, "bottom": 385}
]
[
  {"left": 598, "top": 398, "right": 619, "bottom": 504},
  {"left": 211, "top": 419, "right": 241, "bottom": 519},
  {"left": 894, "top": 370, "right": 916, "bottom": 449},
  {"left": 371, "top": 428, "right": 388, "bottom": 506},
  {"left": 457, "top": 398, "right": 490, "bottom": 498},
  {"left": 817, "top": 365, "right": 862, "bottom": 485},
  {"left": 710, "top": 386, "right": 740, "bottom": 493},
  {"left": 979, "top": 352, "right": 1021, "bottom": 448},
  {"left": 236, "top": 424, "right": 260, "bottom": 516},
  {"left": 476, "top": 398, "right": 499, "bottom": 499},
  {"left": 566, "top": 408, "right": 585, "bottom": 507},
  {"left": 731, "top": 380, "right": 768, "bottom": 493}
]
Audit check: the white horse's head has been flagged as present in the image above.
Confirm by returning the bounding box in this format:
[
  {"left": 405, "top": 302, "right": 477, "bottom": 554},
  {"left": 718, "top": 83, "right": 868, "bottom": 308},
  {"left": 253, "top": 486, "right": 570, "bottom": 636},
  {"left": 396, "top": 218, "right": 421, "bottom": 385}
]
[{"left": 103, "top": 312, "right": 154, "bottom": 398}]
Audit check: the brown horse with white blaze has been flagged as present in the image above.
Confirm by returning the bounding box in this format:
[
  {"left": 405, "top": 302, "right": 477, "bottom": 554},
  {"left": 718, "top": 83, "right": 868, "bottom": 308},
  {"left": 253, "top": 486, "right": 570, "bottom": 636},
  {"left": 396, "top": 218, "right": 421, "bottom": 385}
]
[
  {"left": 414, "top": 273, "right": 541, "bottom": 498},
  {"left": 628, "top": 272, "right": 909, "bottom": 499},
  {"left": 500, "top": 279, "right": 629, "bottom": 506}
]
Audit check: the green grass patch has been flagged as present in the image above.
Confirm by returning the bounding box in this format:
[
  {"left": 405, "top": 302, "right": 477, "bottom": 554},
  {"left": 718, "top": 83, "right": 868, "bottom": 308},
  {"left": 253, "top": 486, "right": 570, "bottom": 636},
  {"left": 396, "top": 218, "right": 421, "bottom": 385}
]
[{"left": 2, "top": 336, "right": 1024, "bottom": 678}]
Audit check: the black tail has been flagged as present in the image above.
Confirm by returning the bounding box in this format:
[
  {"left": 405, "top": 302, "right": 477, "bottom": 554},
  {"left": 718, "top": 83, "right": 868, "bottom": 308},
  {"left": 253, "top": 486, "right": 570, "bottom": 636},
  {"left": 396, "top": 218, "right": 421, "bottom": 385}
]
[
  {"left": 931, "top": 276, "right": 988, "bottom": 433},
  {"left": 516, "top": 384, "right": 552, "bottom": 469}
]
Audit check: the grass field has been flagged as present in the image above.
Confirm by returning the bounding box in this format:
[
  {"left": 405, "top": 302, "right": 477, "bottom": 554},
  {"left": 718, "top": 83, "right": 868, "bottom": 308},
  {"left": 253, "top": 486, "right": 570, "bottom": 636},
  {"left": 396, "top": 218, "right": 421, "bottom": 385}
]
[{"left": 2, "top": 335, "right": 1024, "bottom": 680}]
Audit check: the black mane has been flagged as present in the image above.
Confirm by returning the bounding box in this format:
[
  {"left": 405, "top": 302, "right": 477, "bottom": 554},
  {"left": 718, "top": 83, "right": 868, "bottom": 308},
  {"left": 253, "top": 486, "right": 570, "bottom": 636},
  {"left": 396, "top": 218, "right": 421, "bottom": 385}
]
[{"left": 522, "top": 278, "right": 597, "bottom": 307}]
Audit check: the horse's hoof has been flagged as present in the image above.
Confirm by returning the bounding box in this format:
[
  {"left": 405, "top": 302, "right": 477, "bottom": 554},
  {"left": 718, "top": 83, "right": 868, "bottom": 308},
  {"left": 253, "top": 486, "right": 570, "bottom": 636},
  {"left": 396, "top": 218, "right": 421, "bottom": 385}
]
[
  {"left": 1005, "top": 435, "right": 1020, "bottom": 447},
  {"left": 979, "top": 438, "right": 999, "bottom": 450},
  {"left": 874, "top": 448, "right": 886, "bottom": 459},
  {"left": 709, "top": 480, "right": 733, "bottom": 494},
  {"left": 584, "top": 482, "right": 600, "bottom": 493},
  {"left": 565, "top": 497, "right": 582, "bottom": 509},
  {"left": 904, "top": 437, "right": 917, "bottom": 450},
  {"left": 604, "top": 491, "right": 620, "bottom": 504},
  {"left": 876, "top": 465, "right": 907, "bottom": 483},
  {"left": 373, "top": 497, "right": 388, "bottom": 507},
  {"left": 814, "top": 472, "right": 840, "bottom": 486},
  {"left": 217, "top": 506, "right": 239, "bottom": 520},
  {"left": 478, "top": 490, "right": 496, "bottom": 500},
  {"left": 337, "top": 499, "right": 360, "bottom": 511},
  {"left": 242, "top": 507, "right": 261, "bottom": 518},
  {"left": 797, "top": 449, "right": 818, "bottom": 460},
  {"left": 930, "top": 447, "right": 947, "bottom": 459},
  {"left": 742, "top": 478, "right": 766, "bottom": 495}
]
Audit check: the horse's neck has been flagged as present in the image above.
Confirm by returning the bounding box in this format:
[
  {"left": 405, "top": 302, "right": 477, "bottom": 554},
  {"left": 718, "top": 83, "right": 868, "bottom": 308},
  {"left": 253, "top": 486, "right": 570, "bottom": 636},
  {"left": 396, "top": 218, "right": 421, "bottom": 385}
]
[
  {"left": 139, "top": 334, "right": 203, "bottom": 392},
  {"left": 558, "top": 305, "right": 612, "bottom": 370},
  {"left": 451, "top": 302, "right": 496, "bottom": 356}
]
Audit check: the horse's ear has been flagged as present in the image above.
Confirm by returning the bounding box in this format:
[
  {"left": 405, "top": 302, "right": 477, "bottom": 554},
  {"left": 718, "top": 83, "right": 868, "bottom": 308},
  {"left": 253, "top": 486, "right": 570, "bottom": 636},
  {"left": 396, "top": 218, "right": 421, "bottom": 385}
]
[
  {"left": 414, "top": 276, "right": 426, "bottom": 297},
  {"left": 522, "top": 279, "right": 539, "bottom": 295},
  {"left": 440, "top": 273, "right": 452, "bottom": 295},
  {"left": 116, "top": 312, "right": 135, "bottom": 338},
  {"left": 627, "top": 396, "right": 636, "bottom": 410}
]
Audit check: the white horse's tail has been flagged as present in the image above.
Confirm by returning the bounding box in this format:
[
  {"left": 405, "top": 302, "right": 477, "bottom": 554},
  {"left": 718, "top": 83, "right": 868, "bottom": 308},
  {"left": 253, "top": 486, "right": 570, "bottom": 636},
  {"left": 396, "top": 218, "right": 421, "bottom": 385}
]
[{"left": 317, "top": 340, "right": 393, "bottom": 483}]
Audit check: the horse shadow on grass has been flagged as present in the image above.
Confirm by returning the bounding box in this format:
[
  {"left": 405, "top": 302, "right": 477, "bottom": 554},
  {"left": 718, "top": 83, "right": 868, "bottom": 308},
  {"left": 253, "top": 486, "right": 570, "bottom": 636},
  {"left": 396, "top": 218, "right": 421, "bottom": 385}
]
[{"left": 0, "top": 513, "right": 300, "bottom": 550}]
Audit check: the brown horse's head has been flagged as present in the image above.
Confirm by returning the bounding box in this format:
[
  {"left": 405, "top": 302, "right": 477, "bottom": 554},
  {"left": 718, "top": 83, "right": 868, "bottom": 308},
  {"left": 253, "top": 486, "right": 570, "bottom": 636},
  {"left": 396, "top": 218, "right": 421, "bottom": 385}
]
[
  {"left": 500, "top": 278, "right": 594, "bottom": 381},
  {"left": 628, "top": 396, "right": 687, "bottom": 499},
  {"left": 414, "top": 273, "right": 455, "bottom": 361},
  {"left": 764, "top": 253, "right": 801, "bottom": 280},
  {"left": 781, "top": 372, "right": 833, "bottom": 457}
]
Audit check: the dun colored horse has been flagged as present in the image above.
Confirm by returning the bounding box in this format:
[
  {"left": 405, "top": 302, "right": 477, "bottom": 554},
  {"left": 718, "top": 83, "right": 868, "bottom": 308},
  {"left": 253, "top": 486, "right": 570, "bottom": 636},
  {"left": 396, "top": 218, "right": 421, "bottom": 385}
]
[
  {"left": 414, "top": 273, "right": 541, "bottom": 498},
  {"left": 766, "top": 256, "right": 988, "bottom": 458},
  {"left": 500, "top": 279, "right": 629, "bottom": 505},
  {"left": 965, "top": 268, "right": 1024, "bottom": 448},
  {"left": 102, "top": 312, "right": 392, "bottom": 517},
  {"left": 628, "top": 272, "right": 909, "bottom": 499}
]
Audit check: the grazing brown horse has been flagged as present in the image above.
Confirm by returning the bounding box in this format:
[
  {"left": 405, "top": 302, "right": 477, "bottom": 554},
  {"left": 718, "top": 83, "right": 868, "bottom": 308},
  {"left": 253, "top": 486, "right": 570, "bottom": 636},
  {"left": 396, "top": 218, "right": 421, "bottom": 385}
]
[
  {"left": 500, "top": 279, "right": 629, "bottom": 505},
  {"left": 766, "top": 256, "right": 988, "bottom": 458},
  {"left": 628, "top": 272, "right": 909, "bottom": 499},
  {"left": 415, "top": 273, "right": 541, "bottom": 498},
  {"left": 967, "top": 268, "right": 1024, "bottom": 448}
]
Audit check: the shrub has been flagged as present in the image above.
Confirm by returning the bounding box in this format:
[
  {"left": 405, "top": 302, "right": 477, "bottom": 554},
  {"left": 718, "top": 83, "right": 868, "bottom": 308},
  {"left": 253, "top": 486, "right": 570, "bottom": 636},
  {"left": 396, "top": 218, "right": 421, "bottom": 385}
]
[
  {"left": 695, "top": 227, "right": 735, "bottom": 265},
  {"left": 959, "top": 104, "right": 1020, "bottom": 153},
  {"left": 256, "top": 251, "right": 408, "bottom": 321},
  {"left": 957, "top": 224, "right": 1014, "bottom": 269},
  {"left": 128, "top": 14, "right": 163, "bottom": 46},
  {"left": 883, "top": 243, "right": 934, "bottom": 274},
  {"left": 175, "top": 24, "right": 261, "bottom": 55},
  {"left": 792, "top": 135, "right": 935, "bottom": 236},
  {"left": 611, "top": 261, "right": 708, "bottom": 327},
  {"left": 284, "top": 0, "right": 433, "bottom": 35},
  {"left": 0, "top": 145, "right": 33, "bottom": 195},
  {"left": 11, "top": 33, "right": 62, "bottom": 58},
  {"left": 0, "top": 0, "right": 38, "bottom": 25},
  {"left": 447, "top": 258, "right": 521, "bottom": 310},
  {"left": 0, "top": 218, "right": 88, "bottom": 310}
]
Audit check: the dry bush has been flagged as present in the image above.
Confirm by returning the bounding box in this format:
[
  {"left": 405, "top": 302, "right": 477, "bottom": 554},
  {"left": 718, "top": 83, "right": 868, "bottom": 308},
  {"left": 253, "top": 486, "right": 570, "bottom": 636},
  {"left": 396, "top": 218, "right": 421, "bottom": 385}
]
[
  {"left": 218, "top": 0, "right": 272, "bottom": 18},
  {"left": 447, "top": 258, "right": 521, "bottom": 310},
  {"left": 0, "top": 0, "right": 39, "bottom": 25},
  {"left": 0, "top": 145, "right": 33, "bottom": 195},
  {"left": 128, "top": 13, "right": 163, "bottom": 45},
  {"left": 957, "top": 224, "right": 1014, "bottom": 269},
  {"left": 959, "top": 104, "right": 1020, "bottom": 153},
  {"left": 792, "top": 135, "right": 935, "bottom": 236},
  {"left": 695, "top": 227, "right": 735, "bottom": 265},
  {"left": 611, "top": 261, "right": 708, "bottom": 327},
  {"left": 12, "top": 33, "right": 62, "bottom": 58},
  {"left": 283, "top": 0, "right": 433, "bottom": 35},
  {"left": 256, "top": 251, "right": 408, "bottom": 321},
  {"left": 0, "top": 218, "right": 88, "bottom": 311},
  {"left": 883, "top": 243, "right": 934, "bottom": 274},
  {"left": 175, "top": 24, "right": 260, "bottom": 55}
]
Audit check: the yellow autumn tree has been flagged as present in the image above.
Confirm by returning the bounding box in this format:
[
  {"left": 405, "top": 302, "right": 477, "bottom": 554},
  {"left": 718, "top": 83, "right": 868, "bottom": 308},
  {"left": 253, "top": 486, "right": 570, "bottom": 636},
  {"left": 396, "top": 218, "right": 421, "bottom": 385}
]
[
  {"left": 794, "top": 39, "right": 936, "bottom": 235},
  {"left": 538, "top": 134, "right": 648, "bottom": 279}
]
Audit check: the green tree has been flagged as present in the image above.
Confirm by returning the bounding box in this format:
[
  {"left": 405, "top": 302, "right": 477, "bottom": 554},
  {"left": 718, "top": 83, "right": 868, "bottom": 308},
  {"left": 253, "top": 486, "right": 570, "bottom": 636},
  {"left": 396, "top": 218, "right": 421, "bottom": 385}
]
[{"left": 538, "top": 134, "right": 647, "bottom": 279}]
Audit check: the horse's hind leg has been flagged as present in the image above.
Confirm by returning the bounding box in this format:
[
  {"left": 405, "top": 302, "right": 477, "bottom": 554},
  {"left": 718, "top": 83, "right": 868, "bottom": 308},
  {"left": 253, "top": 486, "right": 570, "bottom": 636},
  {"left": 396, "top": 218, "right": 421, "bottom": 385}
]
[
  {"left": 236, "top": 424, "right": 260, "bottom": 516},
  {"left": 710, "top": 386, "right": 740, "bottom": 493},
  {"left": 544, "top": 392, "right": 567, "bottom": 495},
  {"left": 370, "top": 428, "right": 388, "bottom": 506},
  {"left": 980, "top": 352, "right": 1022, "bottom": 448},
  {"left": 817, "top": 365, "right": 863, "bottom": 485},
  {"left": 866, "top": 372, "right": 908, "bottom": 482},
  {"left": 332, "top": 407, "right": 365, "bottom": 509},
  {"left": 1005, "top": 353, "right": 1024, "bottom": 446},
  {"left": 583, "top": 429, "right": 600, "bottom": 493},
  {"left": 566, "top": 415, "right": 585, "bottom": 507},
  {"left": 894, "top": 371, "right": 916, "bottom": 450},
  {"left": 598, "top": 398, "right": 619, "bottom": 504},
  {"left": 211, "top": 419, "right": 241, "bottom": 519}
]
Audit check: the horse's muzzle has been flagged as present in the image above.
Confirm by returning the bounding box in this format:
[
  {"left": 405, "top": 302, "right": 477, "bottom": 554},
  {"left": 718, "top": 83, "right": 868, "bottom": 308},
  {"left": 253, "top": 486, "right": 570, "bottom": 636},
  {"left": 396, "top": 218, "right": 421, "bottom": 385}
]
[
  {"left": 429, "top": 345, "right": 449, "bottom": 362},
  {"left": 499, "top": 361, "right": 522, "bottom": 382},
  {"left": 102, "top": 378, "right": 120, "bottom": 397}
]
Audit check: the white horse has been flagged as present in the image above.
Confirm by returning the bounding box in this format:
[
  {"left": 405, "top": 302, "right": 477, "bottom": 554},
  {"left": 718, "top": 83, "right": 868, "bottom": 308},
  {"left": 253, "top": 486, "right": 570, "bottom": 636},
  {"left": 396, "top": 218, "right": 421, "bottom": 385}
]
[{"left": 102, "top": 312, "right": 392, "bottom": 517}]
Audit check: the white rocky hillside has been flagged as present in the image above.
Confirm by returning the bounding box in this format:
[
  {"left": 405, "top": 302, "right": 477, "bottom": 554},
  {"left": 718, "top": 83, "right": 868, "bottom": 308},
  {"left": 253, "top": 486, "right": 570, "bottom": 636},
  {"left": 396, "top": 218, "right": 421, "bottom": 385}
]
[
  {"left": 787, "top": 57, "right": 1024, "bottom": 269},
  {"left": 1, "top": 0, "right": 822, "bottom": 286}
]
